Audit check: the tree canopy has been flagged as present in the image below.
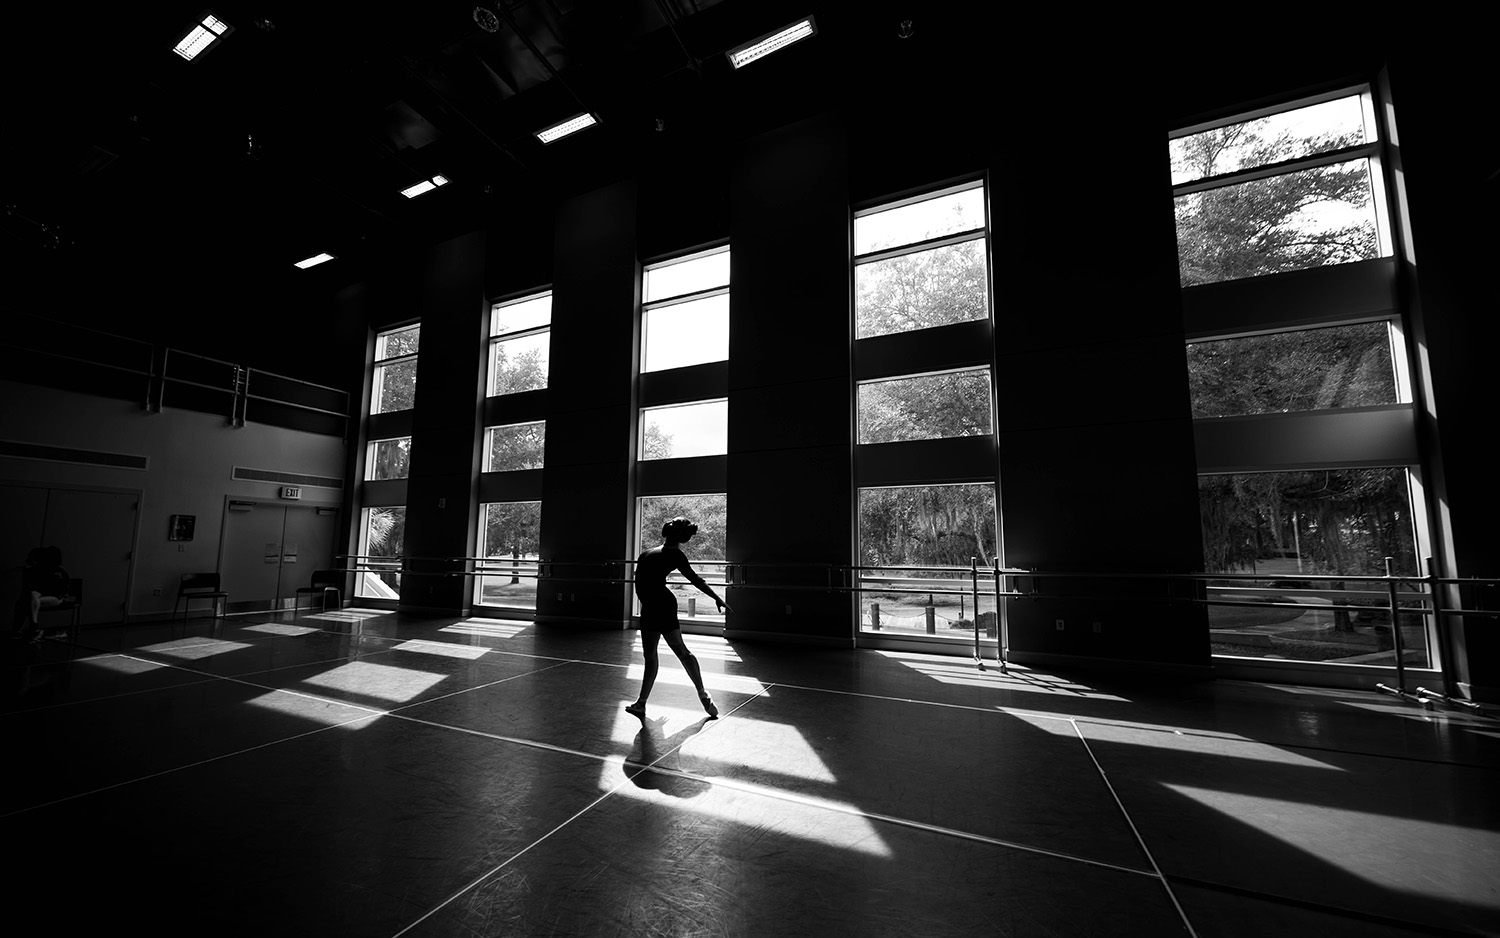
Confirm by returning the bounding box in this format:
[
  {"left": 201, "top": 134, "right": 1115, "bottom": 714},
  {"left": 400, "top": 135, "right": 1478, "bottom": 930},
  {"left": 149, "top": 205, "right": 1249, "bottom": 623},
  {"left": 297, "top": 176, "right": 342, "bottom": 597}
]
[{"left": 1173, "top": 121, "right": 1377, "bottom": 287}]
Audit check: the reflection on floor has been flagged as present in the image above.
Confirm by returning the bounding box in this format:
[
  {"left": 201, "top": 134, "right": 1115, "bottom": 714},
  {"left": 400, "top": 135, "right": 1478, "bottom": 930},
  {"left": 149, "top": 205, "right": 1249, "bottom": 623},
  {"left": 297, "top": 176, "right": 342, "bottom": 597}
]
[{"left": 3, "top": 610, "right": 1496, "bottom": 937}]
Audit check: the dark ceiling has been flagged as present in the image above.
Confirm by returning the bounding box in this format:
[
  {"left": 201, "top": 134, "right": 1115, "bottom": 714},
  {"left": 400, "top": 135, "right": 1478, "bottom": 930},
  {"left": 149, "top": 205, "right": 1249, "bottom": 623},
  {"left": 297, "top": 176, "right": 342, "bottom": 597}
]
[{"left": 3, "top": 1, "right": 970, "bottom": 282}]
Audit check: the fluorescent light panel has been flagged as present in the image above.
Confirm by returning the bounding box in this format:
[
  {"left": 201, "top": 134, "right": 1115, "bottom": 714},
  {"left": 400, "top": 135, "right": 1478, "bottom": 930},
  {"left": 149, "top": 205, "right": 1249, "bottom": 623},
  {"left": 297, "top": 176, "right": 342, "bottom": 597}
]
[
  {"left": 173, "top": 13, "right": 232, "bottom": 61},
  {"left": 727, "top": 17, "right": 816, "bottom": 69},
  {"left": 294, "top": 253, "right": 336, "bottom": 269},
  {"left": 400, "top": 174, "right": 449, "bottom": 198},
  {"left": 536, "top": 113, "right": 597, "bottom": 144}
]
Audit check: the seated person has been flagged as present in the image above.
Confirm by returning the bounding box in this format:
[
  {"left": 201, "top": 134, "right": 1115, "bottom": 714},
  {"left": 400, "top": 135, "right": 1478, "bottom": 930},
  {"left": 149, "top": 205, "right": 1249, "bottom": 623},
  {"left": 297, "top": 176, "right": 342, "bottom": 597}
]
[{"left": 13, "top": 546, "right": 72, "bottom": 642}]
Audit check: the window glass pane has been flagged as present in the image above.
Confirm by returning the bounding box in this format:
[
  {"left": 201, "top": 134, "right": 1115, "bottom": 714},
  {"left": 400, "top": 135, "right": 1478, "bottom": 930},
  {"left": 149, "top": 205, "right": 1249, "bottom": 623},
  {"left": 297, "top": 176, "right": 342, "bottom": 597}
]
[
  {"left": 491, "top": 294, "right": 551, "bottom": 337},
  {"left": 644, "top": 250, "right": 730, "bottom": 303},
  {"left": 1170, "top": 95, "right": 1369, "bottom": 186},
  {"left": 372, "top": 359, "right": 418, "bottom": 413},
  {"left": 636, "top": 494, "right": 727, "bottom": 618},
  {"left": 855, "top": 186, "right": 985, "bottom": 256},
  {"left": 357, "top": 507, "right": 405, "bottom": 599},
  {"left": 855, "top": 238, "right": 987, "bottom": 339},
  {"left": 1200, "top": 468, "right": 1425, "bottom": 666},
  {"left": 376, "top": 326, "right": 420, "bottom": 361},
  {"left": 1188, "top": 323, "right": 1397, "bottom": 418},
  {"left": 856, "top": 484, "right": 998, "bottom": 636},
  {"left": 490, "top": 331, "right": 550, "bottom": 396},
  {"left": 485, "top": 422, "right": 545, "bottom": 472},
  {"left": 476, "top": 502, "right": 541, "bottom": 609},
  {"left": 368, "top": 437, "right": 411, "bottom": 480},
  {"left": 1175, "top": 159, "right": 1380, "bottom": 287},
  {"left": 642, "top": 294, "right": 730, "bottom": 372},
  {"left": 858, "top": 370, "right": 992, "bottom": 444},
  {"left": 640, "top": 400, "right": 728, "bottom": 460}
]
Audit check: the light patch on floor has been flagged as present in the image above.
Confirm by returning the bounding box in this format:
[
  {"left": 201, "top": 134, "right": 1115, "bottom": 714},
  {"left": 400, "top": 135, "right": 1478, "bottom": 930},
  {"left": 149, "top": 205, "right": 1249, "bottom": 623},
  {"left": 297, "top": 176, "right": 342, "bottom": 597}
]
[
  {"left": 391, "top": 639, "right": 492, "bottom": 660},
  {"left": 137, "top": 637, "right": 255, "bottom": 660},
  {"left": 241, "top": 623, "right": 322, "bottom": 637},
  {"left": 602, "top": 757, "right": 894, "bottom": 858},
  {"left": 1164, "top": 783, "right": 1500, "bottom": 906},
  {"left": 1080, "top": 723, "right": 1348, "bottom": 768},
  {"left": 245, "top": 690, "right": 383, "bottom": 726},
  {"left": 440, "top": 620, "right": 530, "bottom": 639},
  {"left": 80, "top": 654, "right": 168, "bottom": 674},
  {"left": 297, "top": 660, "right": 449, "bottom": 703}
]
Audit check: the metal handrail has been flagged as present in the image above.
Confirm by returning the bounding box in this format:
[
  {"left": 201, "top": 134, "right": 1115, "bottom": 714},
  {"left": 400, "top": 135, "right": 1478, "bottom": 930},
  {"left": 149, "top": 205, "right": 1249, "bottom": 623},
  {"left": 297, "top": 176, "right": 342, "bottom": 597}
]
[{"left": 332, "top": 552, "right": 1493, "bottom": 703}]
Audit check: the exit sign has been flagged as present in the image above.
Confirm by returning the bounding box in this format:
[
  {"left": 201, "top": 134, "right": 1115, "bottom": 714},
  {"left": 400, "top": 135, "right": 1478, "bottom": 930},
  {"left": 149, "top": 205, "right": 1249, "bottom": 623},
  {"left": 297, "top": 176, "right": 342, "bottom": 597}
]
[{"left": 280, "top": 486, "right": 302, "bottom": 500}]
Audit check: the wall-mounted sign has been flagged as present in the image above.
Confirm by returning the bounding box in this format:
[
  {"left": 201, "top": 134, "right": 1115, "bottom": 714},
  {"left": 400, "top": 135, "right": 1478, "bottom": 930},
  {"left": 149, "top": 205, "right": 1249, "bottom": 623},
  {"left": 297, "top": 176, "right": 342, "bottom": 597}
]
[
  {"left": 168, "top": 514, "right": 196, "bottom": 541},
  {"left": 280, "top": 486, "right": 302, "bottom": 500}
]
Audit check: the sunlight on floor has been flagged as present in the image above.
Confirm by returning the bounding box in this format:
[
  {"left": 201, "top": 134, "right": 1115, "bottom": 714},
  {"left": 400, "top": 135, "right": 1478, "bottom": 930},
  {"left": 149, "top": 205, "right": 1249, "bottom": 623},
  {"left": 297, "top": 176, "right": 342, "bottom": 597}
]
[
  {"left": 1164, "top": 784, "right": 1500, "bottom": 905},
  {"left": 241, "top": 623, "right": 323, "bottom": 637},
  {"left": 600, "top": 757, "right": 894, "bottom": 858},
  {"left": 80, "top": 654, "right": 169, "bottom": 675},
  {"left": 297, "top": 661, "right": 449, "bottom": 703},
  {"left": 245, "top": 690, "right": 383, "bottom": 726},
  {"left": 391, "top": 639, "right": 492, "bottom": 660},
  {"left": 1084, "top": 725, "right": 1348, "bottom": 767},
  {"left": 137, "top": 637, "right": 255, "bottom": 660},
  {"left": 881, "top": 652, "right": 1131, "bottom": 701},
  {"left": 440, "top": 620, "right": 530, "bottom": 639}
]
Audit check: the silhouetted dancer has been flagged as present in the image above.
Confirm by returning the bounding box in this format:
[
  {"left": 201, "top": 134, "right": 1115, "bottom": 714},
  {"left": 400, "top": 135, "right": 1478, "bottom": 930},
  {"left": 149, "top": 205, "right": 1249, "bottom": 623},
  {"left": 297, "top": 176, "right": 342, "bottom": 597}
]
[{"left": 627, "top": 516, "right": 731, "bottom": 719}]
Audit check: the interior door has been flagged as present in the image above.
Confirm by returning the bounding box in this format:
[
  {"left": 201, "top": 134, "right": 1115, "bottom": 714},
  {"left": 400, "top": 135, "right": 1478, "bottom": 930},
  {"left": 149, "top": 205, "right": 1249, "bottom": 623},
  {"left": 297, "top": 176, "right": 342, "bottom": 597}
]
[
  {"left": 220, "top": 501, "right": 340, "bottom": 610},
  {"left": 41, "top": 488, "right": 139, "bottom": 626},
  {"left": 277, "top": 505, "right": 340, "bottom": 605},
  {"left": 219, "top": 501, "right": 287, "bottom": 609},
  {"left": 0, "top": 484, "right": 49, "bottom": 625}
]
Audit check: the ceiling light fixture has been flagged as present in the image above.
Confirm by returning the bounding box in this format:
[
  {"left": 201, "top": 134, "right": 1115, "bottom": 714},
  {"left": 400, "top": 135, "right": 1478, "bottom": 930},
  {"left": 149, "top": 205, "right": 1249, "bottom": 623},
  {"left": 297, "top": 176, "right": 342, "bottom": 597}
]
[
  {"left": 172, "top": 13, "right": 234, "bottom": 61},
  {"left": 400, "top": 174, "right": 450, "bottom": 198},
  {"left": 536, "top": 112, "right": 598, "bottom": 144},
  {"left": 294, "top": 253, "right": 336, "bottom": 269},
  {"left": 726, "top": 16, "right": 816, "bottom": 69},
  {"left": 473, "top": 7, "right": 500, "bottom": 33}
]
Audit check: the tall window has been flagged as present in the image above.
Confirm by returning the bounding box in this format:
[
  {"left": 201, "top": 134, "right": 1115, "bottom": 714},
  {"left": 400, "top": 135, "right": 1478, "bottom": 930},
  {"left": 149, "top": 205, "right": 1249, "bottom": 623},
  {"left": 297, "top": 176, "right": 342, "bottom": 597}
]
[
  {"left": 371, "top": 325, "right": 419, "bottom": 413},
  {"left": 854, "top": 185, "right": 988, "bottom": 339},
  {"left": 634, "top": 246, "right": 731, "bottom": 627},
  {"left": 358, "top": 506, "right": 405, "bottom": 599},
  {"left": 489, "top": 292, "right": 551, "bottom": 396},
  {"left": 1171, "top": 86, "right": 1429, "bottom": 671},
  {"left": 484, "top": 422, "right": 545, "bottom": 472},
  {"left": 366, "top": 437, "right": 411, "bottom": 480},
  {"left": 852, "top": 181, "right": 997, "bottom": 644},
  {"left": 476, "top": 501, "right": 541, "bottom": 610},
  {"left": 360, "top": 324, "right": 419, "bottom": 600},
  {"left": 642, "top": 247, "right": 730, "bottom": 372},
  {"left": 1170, "top": 89, "right": 1390, "bottom": 287},
  {"left": 635, "top": 494, "right": 728, "bottom": 620}
]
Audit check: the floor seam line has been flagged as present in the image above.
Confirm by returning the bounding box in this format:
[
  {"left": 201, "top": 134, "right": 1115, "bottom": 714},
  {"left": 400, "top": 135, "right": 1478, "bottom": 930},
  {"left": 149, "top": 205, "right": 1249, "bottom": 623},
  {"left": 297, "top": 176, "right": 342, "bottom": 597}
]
[
  {"left": 1071, "top": 718, "right": 1201, "bottom": 937},
  {"left": 0, "top": 710, "right": 377, "bottom": 819},
  {"left": 1069, "top": 716, "right": 1499, "bottom": 771},
  {"left": 763, "top": 680, "right": 1080, "bottom": 722}
]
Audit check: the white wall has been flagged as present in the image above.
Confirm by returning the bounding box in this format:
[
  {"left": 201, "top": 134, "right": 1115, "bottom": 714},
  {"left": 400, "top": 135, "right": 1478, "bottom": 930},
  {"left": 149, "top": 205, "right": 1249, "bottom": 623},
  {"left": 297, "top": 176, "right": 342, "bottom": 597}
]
[{"left": 0, "top": 379, "right": 346, "bottom": 619}]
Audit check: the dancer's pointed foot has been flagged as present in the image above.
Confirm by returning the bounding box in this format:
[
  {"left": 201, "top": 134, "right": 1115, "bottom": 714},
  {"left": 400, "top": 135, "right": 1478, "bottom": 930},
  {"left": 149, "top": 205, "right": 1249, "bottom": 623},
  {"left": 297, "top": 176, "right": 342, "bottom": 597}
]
[
  {"left": 699, "top": 692, "right": 719, "bottom": 719},
  {"left": 624, "top": 702, "right": 647, "bottom": 718}
]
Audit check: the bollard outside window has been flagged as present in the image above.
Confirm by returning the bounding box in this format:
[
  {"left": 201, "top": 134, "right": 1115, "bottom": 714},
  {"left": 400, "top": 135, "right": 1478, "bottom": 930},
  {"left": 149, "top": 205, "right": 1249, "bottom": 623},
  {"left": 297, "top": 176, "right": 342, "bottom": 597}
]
[
  {"left": 687, "top": 597, "right": 696, "bottom": 617},
  {"left": 925, "top": 604, "right": 936, "bottom": 634},
  {"left": 871, "top": 602, "right": 881, "bottom": 630}
]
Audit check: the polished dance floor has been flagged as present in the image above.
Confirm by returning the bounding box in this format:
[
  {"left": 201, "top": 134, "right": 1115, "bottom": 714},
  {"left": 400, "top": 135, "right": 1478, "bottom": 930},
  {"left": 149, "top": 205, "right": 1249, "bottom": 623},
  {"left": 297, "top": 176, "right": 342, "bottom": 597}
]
[{"left": 3, "top": 608, "right": 1496, "bottom": 937}]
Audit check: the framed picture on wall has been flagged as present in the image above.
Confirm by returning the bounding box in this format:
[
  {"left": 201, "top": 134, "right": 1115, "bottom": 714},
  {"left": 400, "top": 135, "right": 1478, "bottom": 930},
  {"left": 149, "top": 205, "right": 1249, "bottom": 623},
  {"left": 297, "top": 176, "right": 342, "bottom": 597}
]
[{"left": 169, "top": 514, "right": 196, "bottom": 541}]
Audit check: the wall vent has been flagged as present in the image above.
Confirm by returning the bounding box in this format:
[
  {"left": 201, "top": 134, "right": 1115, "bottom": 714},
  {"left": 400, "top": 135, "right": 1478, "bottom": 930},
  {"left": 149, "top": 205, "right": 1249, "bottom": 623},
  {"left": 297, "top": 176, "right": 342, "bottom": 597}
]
[
  {"left": 232, "top": 466, "right": 344, "bottom": 489},
  {"left": 0, "top": 439, "right": 149, "bottom": 470}
]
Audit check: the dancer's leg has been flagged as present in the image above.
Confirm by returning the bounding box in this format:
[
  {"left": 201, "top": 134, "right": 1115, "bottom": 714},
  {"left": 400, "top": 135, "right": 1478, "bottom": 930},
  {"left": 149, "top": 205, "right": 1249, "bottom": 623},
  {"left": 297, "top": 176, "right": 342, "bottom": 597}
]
[
  {"left": 663, "top": 629, "right": 717, "bottom": 717},
  {"left": 627, "top": 629, "right": 662, "bottom": 715}
]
